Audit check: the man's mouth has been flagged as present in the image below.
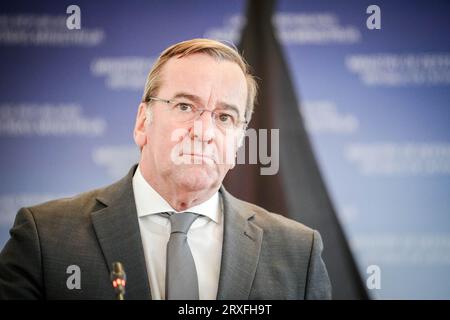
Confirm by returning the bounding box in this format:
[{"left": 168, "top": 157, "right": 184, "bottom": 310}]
[{"left": 181, "top": 153, "right": 217, "bottom": 164}]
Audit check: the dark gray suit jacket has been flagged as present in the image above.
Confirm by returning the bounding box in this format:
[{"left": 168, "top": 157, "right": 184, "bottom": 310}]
[{"left": 0, "top": 165, "right": 331, "bottom": 299}]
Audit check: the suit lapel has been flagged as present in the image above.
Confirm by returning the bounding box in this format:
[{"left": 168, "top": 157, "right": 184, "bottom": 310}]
[
  {"left": 216, "top": 187, "right": 263, "bottom": 299},
  {"left": 91, "top": 165, "right": 151, "bottom": 300},
  {"left": 90, "top": 167, "right": 262, "bottom": 300}
]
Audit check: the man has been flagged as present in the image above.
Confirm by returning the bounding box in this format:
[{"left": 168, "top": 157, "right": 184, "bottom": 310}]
[{"left": 0, "top": 39, "right": 331, "bottom": 300}]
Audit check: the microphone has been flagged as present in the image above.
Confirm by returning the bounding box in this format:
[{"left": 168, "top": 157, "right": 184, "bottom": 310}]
[{"left": 110, "top": 262, "right": 126, "bottom": 300}]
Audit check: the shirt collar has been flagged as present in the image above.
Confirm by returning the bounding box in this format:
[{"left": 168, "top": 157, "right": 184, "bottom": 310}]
[{"left": 132, "top": 165, "right": 221, "bottom": 224}]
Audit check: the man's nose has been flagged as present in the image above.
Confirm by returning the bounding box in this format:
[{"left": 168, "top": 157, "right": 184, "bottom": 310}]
[{"left": 189, "top": 111, "right": 215, "bottom": 143}]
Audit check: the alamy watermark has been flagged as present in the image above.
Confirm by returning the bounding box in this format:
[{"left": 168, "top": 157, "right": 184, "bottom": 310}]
[
  {"left": 66, "top": 264, "right": 81, "bottom": 290},
  {"left": 168, "top": 122, "right": 279, "bottom": 175},
  {"left": 66, "top": 5, "right": 81, "bottom": 30},
  {"left": 366, "top": 5, "right": 381, "bottom": 30},
  {"left": 366, "top": 265, "right": 381, "bottom": 290}
]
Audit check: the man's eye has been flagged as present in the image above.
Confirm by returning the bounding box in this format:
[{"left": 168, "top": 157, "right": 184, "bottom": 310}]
[
  {"left": 176, "top": 103, "right": 192, "bottom": 112},
  {"left": 218, "top": 113, "right": 234, "bottom": 123}
]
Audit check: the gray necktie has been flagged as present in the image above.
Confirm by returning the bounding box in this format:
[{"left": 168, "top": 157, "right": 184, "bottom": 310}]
[{"left": 164, "top": 212, "right": 200, "bottom": 300}]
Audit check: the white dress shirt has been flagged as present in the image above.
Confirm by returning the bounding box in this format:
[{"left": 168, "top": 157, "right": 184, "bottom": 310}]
[{"left": 132, "top": 166, "right": 223, "bottom": 300}]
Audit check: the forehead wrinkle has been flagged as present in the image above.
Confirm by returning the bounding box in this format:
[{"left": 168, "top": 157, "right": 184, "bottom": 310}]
[
  {"left": 205, "top": 70, "right": 245, "bottom": 117},
  {"left": 161, "top": 55, "right": 246, "bottom": 114}
]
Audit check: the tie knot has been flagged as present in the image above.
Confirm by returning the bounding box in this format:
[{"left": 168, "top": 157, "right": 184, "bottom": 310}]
[{"left": 165, "top": 212, "right": 199, "bottom": 234}]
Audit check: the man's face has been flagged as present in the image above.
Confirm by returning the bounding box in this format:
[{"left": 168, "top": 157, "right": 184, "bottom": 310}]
[{"left": 134, "top": 53, "right": 248, "bottom": 193}]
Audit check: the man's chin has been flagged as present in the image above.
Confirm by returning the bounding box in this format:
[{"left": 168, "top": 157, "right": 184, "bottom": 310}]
[{"left": 174, "top": 165, "right": 219, "bottom": 191}]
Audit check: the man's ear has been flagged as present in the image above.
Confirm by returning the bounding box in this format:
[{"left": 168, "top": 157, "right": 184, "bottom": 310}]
[{"left": 133, "top": 103, "right": 148, "bottom": 148}]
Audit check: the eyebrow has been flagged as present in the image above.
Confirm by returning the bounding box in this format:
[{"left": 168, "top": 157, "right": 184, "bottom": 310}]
[{"left": 171, "top": 92, "right": 242, "bottom": 117}]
